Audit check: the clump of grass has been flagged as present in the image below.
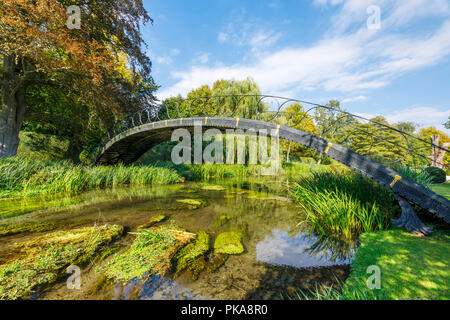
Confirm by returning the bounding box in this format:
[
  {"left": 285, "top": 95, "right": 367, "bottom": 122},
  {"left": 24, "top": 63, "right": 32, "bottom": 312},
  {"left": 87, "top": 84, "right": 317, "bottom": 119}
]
[
  {"left": 0, "top": 225, "right": 124, "bottom": 300},
  {"left": 392, "top": 164, "right": 434, "bottom": 189},
  {"left": 0, "top": 157, "right": 182, "bottom": 198},
  {"left": 292, "top": 171, "right": 395, "bottom": 242}
]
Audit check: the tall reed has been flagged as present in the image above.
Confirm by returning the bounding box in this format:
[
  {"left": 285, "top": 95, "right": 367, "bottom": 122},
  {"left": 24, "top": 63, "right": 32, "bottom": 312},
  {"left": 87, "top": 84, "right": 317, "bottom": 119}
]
[
  {"left": 0, "top": 157, "right": 181, "bottom": 198},
  {"left": 292, "top": 171, "right": 395, "bottom": 241}
]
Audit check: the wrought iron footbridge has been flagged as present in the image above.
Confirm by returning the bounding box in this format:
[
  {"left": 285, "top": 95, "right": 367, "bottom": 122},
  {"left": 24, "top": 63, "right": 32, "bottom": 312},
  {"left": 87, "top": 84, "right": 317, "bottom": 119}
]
[{"left": 88, "top": 95, "right": 450, "bottom": 235}]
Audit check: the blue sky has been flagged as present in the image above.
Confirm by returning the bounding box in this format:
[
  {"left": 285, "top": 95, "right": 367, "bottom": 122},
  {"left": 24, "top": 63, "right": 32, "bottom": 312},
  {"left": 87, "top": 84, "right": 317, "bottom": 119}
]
[{"left": 141, "top": 0, "right": 450, "bottom": 132}]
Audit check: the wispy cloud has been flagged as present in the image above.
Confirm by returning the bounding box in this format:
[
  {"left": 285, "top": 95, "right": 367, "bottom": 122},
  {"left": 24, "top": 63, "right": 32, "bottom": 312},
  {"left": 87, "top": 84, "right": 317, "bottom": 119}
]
[
  {"left": 158, "top": 0, "right": 450, "bottom": 111},
  {"left": 357, "top": 106, "right": 450, "bottom": 132},
  {"left": 342, "top": 95, "right": 367, "bottom": 103}
]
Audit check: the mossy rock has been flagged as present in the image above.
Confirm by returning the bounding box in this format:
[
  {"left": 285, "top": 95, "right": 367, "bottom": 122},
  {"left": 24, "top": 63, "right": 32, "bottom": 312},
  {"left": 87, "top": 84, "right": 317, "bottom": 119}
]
[
  {"left": 101, "top": 226, "right": 195, "bottom": 284},
  {"left": 0, "top": 220, "right": 91, "bottom": 237},
  {"left": 137, "top": 215, "right": 167, "bottom": 229},
  {"left": 201, "top": 185, "right": 226, "bottom": 191},
  {"left": 174, "top": 231, "right": 210, "bottom": 278},
  {"left": 0, "top": 225, "right": 124, "bottom": 300},
  {"left": 214, "top": 231, "right": 244, "bottom": 255},
  {"left": 175, "top": 198, "right": 207, "bottom": 209}
]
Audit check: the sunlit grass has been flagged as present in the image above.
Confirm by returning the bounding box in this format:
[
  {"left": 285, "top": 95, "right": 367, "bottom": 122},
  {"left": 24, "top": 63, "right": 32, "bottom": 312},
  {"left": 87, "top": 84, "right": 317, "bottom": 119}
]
[
  {"left": 345, "top": 228, "right": 450, "bottom": 300},
  {"left": 0, "top": 157, "right": 181, "bottom": 198}
]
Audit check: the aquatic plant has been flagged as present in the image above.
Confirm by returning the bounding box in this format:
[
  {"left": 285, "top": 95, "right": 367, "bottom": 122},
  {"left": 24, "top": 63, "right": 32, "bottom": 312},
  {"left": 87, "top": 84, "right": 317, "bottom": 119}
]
[
  {"left": 201, "top": 185, "right": 227, "bottom": 191},
  {"left": 292, "top": 171, "right": 395, "bottom": 241},
  {"left": 137, "top": 215, "right": 168, "bottom": 229},
  {"left": 101, "top": 226, "right": 195, "bottom": 284},
  {"left": 214, "top": 231, "right": 245, "bottom": 255},
  {"left": 0, "top": 225, "right": 124, "bottom": 300},
  {"left": 173, "top": 231, "right": 210, "bottom": 279},
  {"left": 176, "top": 198, "right": 205, "bottom": 207},
  {"left": 0, "top": 157, "right": 182, "bottom": 198},
  {"left": 0, "top": 220, "right": 90, "bottom": 237}
]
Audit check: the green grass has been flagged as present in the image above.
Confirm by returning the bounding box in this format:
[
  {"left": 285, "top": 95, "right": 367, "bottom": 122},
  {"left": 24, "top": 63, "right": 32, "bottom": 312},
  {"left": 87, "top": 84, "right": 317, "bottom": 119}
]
[
  {"left": 344, "top": 228, "right": 450, "bottom": 300},
  {"left": 0, "top": 157, "right": 182, "bottom": 198},
  {"left": 431, "top": 183, "right": 450, "bottom": 199},
  {"left": 291, "top": 171, "right": 396, "bottom": 242}
]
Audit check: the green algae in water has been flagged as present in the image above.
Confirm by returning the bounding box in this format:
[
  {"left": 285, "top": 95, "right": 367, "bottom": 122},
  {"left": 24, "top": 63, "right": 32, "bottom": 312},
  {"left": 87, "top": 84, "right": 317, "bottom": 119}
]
[
  {"left": 137, "top": 215, "right": 167, "bottom": 229},
  {"left": 175, "top": 198, "right": 207, "bottom": 209},
  {"left": 214, "top": 231, "right": 244, "bottom": 255},
  {"left": 201, "top": 185, "right": 226, "bottom": 191},
  {"left": 101, "top": 226, "right": 195, "bottom": 284},
  {"left": 0, "top": 225, "right": 124, "bottom": 300},
  {"left": 0, "top": 220, "right": 91, "bottom": 237},
  {"left": 174, "top": 231, "right": 210, "bottom": 278}
]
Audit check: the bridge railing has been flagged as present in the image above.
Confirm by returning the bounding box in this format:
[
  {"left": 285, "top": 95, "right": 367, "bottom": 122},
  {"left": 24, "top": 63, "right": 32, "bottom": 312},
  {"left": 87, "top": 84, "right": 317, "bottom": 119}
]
[{"left": 89, "top": 94, "right": 449, "bottom": 170}]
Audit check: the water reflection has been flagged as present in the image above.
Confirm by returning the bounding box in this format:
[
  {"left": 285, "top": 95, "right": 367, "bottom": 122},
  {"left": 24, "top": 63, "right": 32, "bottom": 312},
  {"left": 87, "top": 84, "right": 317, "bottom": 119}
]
[
  {"left": 114, "top": 275, "right": 205, "bottom": 300},
  {"left": 256, "top": 229, "right": 354, "bottom": 268}
]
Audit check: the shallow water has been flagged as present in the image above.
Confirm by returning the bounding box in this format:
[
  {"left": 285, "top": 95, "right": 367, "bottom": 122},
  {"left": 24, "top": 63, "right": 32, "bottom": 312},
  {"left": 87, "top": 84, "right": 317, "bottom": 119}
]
[{"left": 0, "top": 179, "right": 354, "bottom": 300}]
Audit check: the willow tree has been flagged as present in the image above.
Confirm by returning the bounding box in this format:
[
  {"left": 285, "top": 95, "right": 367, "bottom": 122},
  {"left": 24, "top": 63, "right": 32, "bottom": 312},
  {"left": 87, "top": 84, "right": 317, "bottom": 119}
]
[{"left": 0, "top": 0, "right": 156, "bottom": 158}]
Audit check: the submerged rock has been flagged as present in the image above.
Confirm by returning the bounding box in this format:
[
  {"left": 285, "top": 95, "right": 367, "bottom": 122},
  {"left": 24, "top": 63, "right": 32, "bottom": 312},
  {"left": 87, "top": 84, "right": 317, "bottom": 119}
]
[
  {"left": 214, "top": 231, "right": 245, "bottom": 255},
  {"left": 101, "top": 226, "right": 196, "bottom": 284},
  {"left": 175, "top": 198, "right": 207, "bottom": 210},
  {"left": 137, "top": 215, "right": 167, "bottom": 229},
  {"left": 0, "top": 225, "right": 124, "bottom": 300},
  {"left": 201, "top": 185, "right": 226, "bottom": 191},
  {"left": 174, "top": 231, "right": 210, "bottom": 278}
]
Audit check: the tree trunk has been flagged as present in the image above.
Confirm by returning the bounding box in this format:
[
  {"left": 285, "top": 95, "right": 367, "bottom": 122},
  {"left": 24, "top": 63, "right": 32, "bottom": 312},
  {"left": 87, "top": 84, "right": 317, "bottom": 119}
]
[
  {"left": 430, "top": 135, "right": 449, "bottom": 169},
  {"left": 286, "top": 142, "right": 291, "bottom": 163},
  {"left": 392, "top": 195, "right": 433, "bottom": 237},
  {"left": 0, "top": 55, "right": 27, "bottom": 158}
]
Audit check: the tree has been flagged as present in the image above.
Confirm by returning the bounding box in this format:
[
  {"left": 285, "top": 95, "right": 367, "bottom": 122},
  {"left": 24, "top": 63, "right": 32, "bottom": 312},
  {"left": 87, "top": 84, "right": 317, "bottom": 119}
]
[
  {"left": 0, "top": 0, "right": 156, "bottom": 157},
  {"left": 419, "top": 127, "right": 450, "bottom": 169},
  {"left": 279, "top": 103, "right": 317, "bottom": 162},
  {"left": 445, "top": 117, "right": 450, "bottom": 130},
  {"left": 160, "top": 78, "right": 266, "bottom": 119},
  {"left": 211, "top": 78, "right": 265, "bottom": 118},
  {"left": 346, "top": 117, "right": 409, "bottom": 164},
  {"left": 314, "top": 100, "right": 354, "bottom": 164}
]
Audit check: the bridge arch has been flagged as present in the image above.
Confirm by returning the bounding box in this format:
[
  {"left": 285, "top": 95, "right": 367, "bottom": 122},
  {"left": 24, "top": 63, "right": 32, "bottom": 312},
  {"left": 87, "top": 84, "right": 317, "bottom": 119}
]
[{"left": 95, "top": 116, "right": 450, "bottom": 231}]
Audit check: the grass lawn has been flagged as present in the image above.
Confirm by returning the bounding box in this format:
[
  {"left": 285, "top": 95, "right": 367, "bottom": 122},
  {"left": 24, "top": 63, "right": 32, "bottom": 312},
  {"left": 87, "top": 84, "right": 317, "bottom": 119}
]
[
  {"left": 431, "top": 183, "right": 450, "bottom": 200},
  {"left": 345, "top": 228, "right": 449, "bottom": 300}
]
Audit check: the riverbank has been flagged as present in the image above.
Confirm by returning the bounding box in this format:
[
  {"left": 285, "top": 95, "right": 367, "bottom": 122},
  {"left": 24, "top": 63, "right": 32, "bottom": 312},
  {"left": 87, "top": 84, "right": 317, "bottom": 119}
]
[{"left": 0, "top": 157, "right": 448, "bottom": 300}]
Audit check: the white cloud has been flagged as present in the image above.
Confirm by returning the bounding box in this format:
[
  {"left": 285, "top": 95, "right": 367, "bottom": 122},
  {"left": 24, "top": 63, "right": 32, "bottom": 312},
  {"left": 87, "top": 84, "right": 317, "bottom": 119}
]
[
  {"left": 193, "top": 52, "right": 210, "bottom": 64},
  {"left": 357, "top": 107, "right": 450, "bottom": 132},
  {"left": 342, "top": 95, "right": 367, "bottom": 103},
  {"left": 158, "top": 1, "right": 450, "bottom": 103},
  {"left": 155, "top": 56, "right": 172, "bottom": 65},
  {"left": 170, "top": 49, "right": 180, "bottom": 56}
]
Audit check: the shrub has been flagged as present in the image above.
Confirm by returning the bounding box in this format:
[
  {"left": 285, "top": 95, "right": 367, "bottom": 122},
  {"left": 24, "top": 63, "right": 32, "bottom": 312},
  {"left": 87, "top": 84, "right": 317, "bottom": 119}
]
[{"left": 424, "top": 166, "right": 446, "bottom": 184}]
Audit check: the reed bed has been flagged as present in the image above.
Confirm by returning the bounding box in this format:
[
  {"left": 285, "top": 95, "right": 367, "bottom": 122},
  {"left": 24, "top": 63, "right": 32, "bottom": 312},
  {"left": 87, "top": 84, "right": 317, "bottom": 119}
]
[
  {"left": 0, "top": 157, "right": 181, "bottom": 198},
  {"left": 292, "top": 171, "right": 395, "bottom": 242}
]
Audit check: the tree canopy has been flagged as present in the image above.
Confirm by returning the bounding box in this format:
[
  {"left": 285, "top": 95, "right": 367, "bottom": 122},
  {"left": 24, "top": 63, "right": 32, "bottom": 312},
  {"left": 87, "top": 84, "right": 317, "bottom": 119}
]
[{"left": 0, "top": 0, "right": 157, "bottom": 158}]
